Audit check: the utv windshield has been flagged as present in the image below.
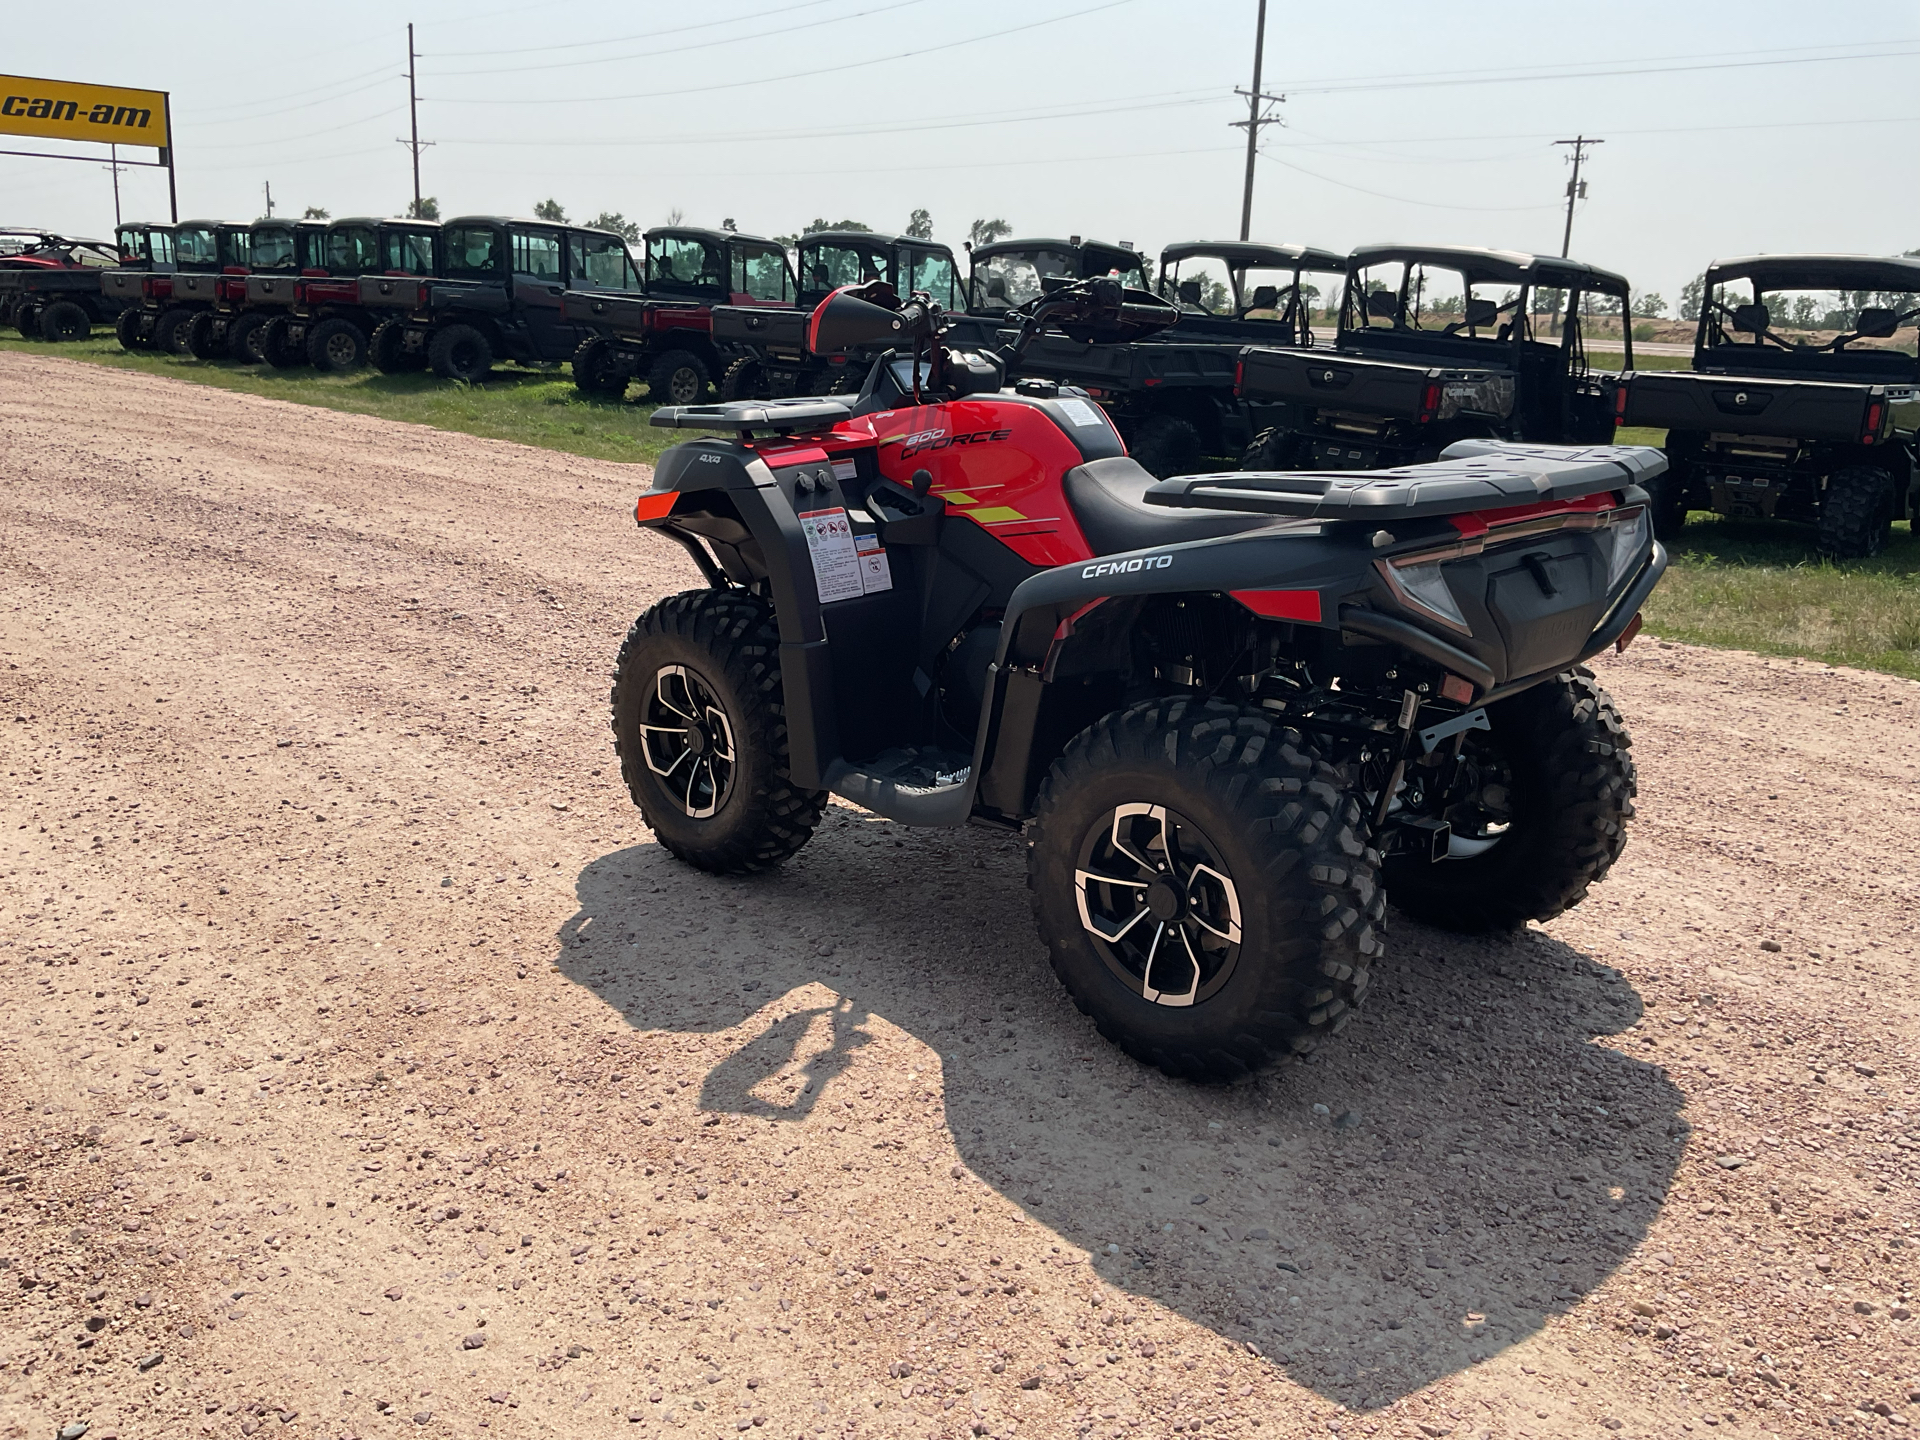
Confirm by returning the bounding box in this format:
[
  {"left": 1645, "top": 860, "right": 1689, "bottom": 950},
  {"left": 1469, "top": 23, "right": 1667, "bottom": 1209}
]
[
  {"left": 445, "top": 226, "right": 504, "bottom": 280},
  {"left": 325, "top": 226, "right": 379, "bottom": 275},
  {"left": 175, "top": 227, "right": 219, "bottom": 269},
  {"left": 1345, "top": 260, "right": 1528, "bottom": 344},
  {"left": 1702, "top": 276, "right": 1920, "bottom": 363},
  {"left": 116, "top": 227, "right": 153, "bottom": 265},
  {"left": 251, "top": 228, "right": 297, "bottom": 271},
  {"left": 971, "top": 248, "right": 1074, "bottom": 313},
  {"left": 907, "top": 249, "right": 963, "bottom": 310},
  {"left": 733, "top": 242, "right": 793, "bottom": 302},
  {"left": 568, "top": 231, "right": 639, "bottom": 290},
  {"left": 802, "top": 240, "right": 891, "bottom": 295},
  {"left": 382, "top": 228, "right": 436, "bottom": 275},
  {"left": 648, "top": 234, "right": 726, "bottom": 296}
]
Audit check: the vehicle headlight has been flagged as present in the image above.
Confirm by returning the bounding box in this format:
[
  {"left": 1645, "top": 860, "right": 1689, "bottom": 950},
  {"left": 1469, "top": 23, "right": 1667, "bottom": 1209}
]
[
  {"left": 1389, "top": 558, "right": 1468, "bottom": 629},
  {"left": 1606, "top": 507, "right": 1648, "bottom": 592}
]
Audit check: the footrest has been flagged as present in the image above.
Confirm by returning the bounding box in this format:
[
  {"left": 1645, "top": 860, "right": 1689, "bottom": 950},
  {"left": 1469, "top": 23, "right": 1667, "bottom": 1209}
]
[{"left": 825, "top": 746, "right": 974, "bottom": 827}]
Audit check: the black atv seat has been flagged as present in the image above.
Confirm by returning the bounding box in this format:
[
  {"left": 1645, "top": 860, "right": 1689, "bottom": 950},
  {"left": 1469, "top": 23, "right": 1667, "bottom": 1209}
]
[{"left": 1064, "top": 456, "right": 1283, "bottom": 555}]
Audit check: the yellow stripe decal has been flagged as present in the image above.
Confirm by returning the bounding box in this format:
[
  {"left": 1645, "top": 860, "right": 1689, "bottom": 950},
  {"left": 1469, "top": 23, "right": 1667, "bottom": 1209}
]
[
  {"left": 968, "top": 506, "right": 1029, "bottom": 524},
  {"left": 939, "top": 491, "right": 979, "bottom": 505}
]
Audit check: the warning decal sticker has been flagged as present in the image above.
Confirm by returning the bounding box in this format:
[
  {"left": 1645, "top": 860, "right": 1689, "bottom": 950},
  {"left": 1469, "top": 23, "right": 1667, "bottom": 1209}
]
[{"left": 799, "top": 507, "right": 865, "bottom": 604}]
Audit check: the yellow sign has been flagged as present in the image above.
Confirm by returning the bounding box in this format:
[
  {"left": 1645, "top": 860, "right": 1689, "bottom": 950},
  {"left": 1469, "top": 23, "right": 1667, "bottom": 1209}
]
[{"left": 0, "top": 74, "right": 169, "bottom": 150}]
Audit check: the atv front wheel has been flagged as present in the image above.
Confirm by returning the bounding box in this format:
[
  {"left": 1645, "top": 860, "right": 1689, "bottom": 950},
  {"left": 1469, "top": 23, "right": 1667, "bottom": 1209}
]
[
  {"left": 428, "top": 323, "right": 492, "bottom": 383},
  {"left": 1128, "top": 414, "right": 1205, "bottom": 479},
  {"left": 1817, "top": 466, "right": 1894, "bottom": 560},
  {"left": 1028, "top": 699, "right": 1383, "bottom": 1082},
  {"left": 646, "top": 349, "right": 710, "bottom": 406},
  {"left": 308, "top": 317, "right": 368, "bottom": 373},
  {"left": 571, "top": 335, "right": 628, "bottom": 398},
  {"left": 611, "top": 590, "right": 826, "bottom": 874},
  {"left": 1385, "top": 668, "right": 1635, "bottom": 932},
  {"left": 38, "top": 301, "right": 91, "bottom": 343}
]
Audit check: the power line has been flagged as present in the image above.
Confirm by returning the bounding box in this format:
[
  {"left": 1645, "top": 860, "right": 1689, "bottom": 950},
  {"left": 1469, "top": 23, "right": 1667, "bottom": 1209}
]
[
  {"left": 431, "top": 0, "right": 865, "bottom": 58},
  {"left": 1256, "top": 145, "right": 1562, "bottom": 213}
]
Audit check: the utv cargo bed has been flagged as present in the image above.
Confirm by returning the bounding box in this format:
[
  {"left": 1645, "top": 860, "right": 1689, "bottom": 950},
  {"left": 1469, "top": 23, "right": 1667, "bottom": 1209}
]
[
  {"left": 1237, "top": 345, "right": 1516, "bottom": 422},
  {"left": 1619, "top": 369, "right": 1895, "bottom": 444}
]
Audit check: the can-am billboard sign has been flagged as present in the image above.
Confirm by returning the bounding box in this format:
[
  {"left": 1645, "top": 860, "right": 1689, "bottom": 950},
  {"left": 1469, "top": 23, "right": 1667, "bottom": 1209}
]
[{"left": 0, "top": 74, "right": 170, "bottom": 150}]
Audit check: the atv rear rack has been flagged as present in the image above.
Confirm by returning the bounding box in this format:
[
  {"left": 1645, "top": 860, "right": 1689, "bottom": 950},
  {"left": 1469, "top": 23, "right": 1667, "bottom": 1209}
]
[
  {"left": 1144, "top": 440, "right": 1666, "bottom": 521},
  {"left": 651, "top": 397, "right": 852, "bottom": 435}
]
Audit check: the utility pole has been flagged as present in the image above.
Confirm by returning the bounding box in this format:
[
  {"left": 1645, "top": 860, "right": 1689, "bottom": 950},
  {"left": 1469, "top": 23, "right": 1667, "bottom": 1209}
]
[
  {"left": 263, "top": 179, "right": 274, "bottom": 218},
  {"left": 1230, "top": 0, "right": 1286, "bottom": 242},
  {"left": 396, "top": 23, "right": 435, "bottom": 216},
  {"left": 1555, "top": 135, "right": 1602, "bottom": 257},
  {"left": 103, "top": 144, "right": 126, "bottom": 227}
]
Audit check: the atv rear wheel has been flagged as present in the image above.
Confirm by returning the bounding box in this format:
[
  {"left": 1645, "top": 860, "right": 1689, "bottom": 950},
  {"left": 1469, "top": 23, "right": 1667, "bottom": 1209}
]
[
  {"left": 1817, "top": 466, "right": 1894, "bottom": 560},
  {"left": 428, "top": 323, "right": 492, "bottom": 383},
  {"left": 227, "top": 311, "right": 266, "bottom": 363},
  {"left": 571, "top": 335, "right": 628, "bottom": 398},
  {"left": 1240, "top": 426, "right": 1301, "bottom": 471},
  {"left": 114, "top": 306, "right": 145, "bottom": 351},
  {"left": 308, "top": 317, "right": 368, "bottom": 373},
  {"left": 260, "top": 316, "right": 306, "bottom": 369},
  {"left": 38, "top": 301, "right": 90, "bottom": 343},
  {"left": 1028, "top": 699, "right": 1384, "bottom": 1082},
  {"left": 719, "top": 356, "right": 765, "bottom": 402},
  {"left": 1385, "top": 668, "right": 1635, "bottom": 932},
  {"left": 184, "top": 312, "right": 223, "bottom": 360},
  {"left": 611, "top": 590, "right": 827, "bottom": 875},
  {"left": 153, "top": 306, "right": 197, "bottom": 354},
  {"left": 646, "top": 349, "right": 709, "bottom": 406},
  {"left": 1128, "top": 413, "right": 1206, "bottom": 479}
]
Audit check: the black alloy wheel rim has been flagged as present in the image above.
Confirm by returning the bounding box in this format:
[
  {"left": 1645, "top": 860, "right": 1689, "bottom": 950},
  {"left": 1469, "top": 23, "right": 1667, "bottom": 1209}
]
[
  {"left": 641, "top": 664, "right": 736, "bottom": 819},
  {"left": 1073, "top": 803, "right": 1243, "bottom": 1007}
]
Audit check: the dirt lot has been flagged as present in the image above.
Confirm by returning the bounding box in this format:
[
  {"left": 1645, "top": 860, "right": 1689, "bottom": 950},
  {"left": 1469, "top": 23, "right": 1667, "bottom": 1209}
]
[{"left": 1, "top": 351, "right": 1916, "bottom": 1440}]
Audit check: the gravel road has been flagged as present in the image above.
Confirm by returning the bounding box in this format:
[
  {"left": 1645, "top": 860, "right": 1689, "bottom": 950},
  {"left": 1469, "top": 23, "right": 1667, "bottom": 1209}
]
[{"left": 2, "top": 352, "right": 1916, "bottom": 1440}]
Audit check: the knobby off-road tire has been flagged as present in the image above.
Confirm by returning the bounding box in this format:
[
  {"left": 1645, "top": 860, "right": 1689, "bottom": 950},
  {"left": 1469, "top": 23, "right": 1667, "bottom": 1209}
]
[
  {"left": 646, "top": 349, "right": 709, "bottom": 406},
  {"left": 610, "top": 589, "right": 827, "bottom": 875},
  {"left": 307, "top": 317, "right": 368, "bottom": 373},
  {"left": 1240, "top": 425, "right": 1301, "bottom": 471},
  {"left": 369, "top": 318, "right": 414, "bottom": 373},
  {"left": 719, "top": 356, "right": 765, "bottom": 402},
  {"left": 38, "top": 301, "right": 91, "bottom": 343},
  {"left": 184, "top": 312, "right": 224, "bottom": 360},
  {"left": 260, "top": 315, "right": 307, "bottom": 369},
  {"left": 153, "top": 306, "right": 197, "bottom": 355},
  {"left": 1386, "top": 668, "right": 1635, "bottom": 933},
  {"left": 1816, "top": 466, "right": 1894, "bottom": 560},
  {"left": 1128, "top": 413, "right": 1205, "bottom": 479},
  {"left": 1028, "top": 699, "right": 1384, "bottom": 1082},
  {"left": 114, "top": 306, "right": 146, "bottom": 351},
  {"left": 227, "top": 311, "right": 267, "bottom": 363},
  {"left": 428, "top": 323, "right": 492, "bottom": 383},
  {"left": 570, "top": 334, "right": 628, "bottom": 398},
  {"left": 13, "top": 304, "right": 41, "bottom": 339},
  {"left": 1640, "top": 469, "right": 1688, "bottom": 541}
]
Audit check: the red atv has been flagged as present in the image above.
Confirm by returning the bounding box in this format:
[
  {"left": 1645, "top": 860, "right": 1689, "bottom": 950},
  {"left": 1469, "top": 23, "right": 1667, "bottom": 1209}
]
[{"left": 609, "top": 278, "right": 1667, "bottom": 1079}]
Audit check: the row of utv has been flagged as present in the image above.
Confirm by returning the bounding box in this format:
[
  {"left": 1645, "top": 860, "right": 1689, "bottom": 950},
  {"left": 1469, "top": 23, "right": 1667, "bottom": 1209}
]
[{"left": 3, "top": 216, "right": 1916, "bottom": 558}]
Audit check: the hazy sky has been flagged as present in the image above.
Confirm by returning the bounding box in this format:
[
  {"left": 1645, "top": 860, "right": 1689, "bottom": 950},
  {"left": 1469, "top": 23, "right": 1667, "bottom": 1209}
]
[{"left": 5, "top": 0, "right": 1916, "bottom": 310}]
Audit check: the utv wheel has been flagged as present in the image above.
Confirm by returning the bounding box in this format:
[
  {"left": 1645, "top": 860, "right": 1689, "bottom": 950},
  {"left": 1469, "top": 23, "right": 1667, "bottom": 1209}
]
[
  {"left": 428, "top": 323, "right": 492, "bottom": 383},
  {"left": 571, "top": 335, "right": 628, "bottom": 398},
  {"left": 307, "top": 317, "right": 368, "bottom": 373},
  {"left": 1028, "top": 699, "right": 1384, "bottom": 1082},
  {"left": 14, "top": 304, "right": 41, "bottom": 339},
  {"left": 1128, "top": 413, "right": 1206, "bottom": 479},
  {"left": 114, "top": 306, "right": 146, "bottom": 351},
  {"left": 1816, "top": 466, "right": 1894, "bottom": 560},
  {"left": 1240, "top": 426, "right": 1300, "bottom": 471},
  {"left": 184, "top": 312, "right": 223, "bottom": 360},
  {"left": 153, "top": 306, "right": 197, "bottom": 354},
  {"left": 260, "top": 316, "right": 307, "bottom": 369},
  {"left": 1385, "top": 669, "right": 1635, "bottom": 933},
  {"left": 369, "top": 318, "right": 422, "bottom": 374},
  {"left": 719, "top": 356, "right": 765, "bottom": 402},
  {"left": 1641, "top": 470, "right": 1688, "bottom": 540},
  {"left": 610, "top": 589, "right": 827, "bottom": 875},
  {"left": 226, "top": 311, "right": 267, "bottom": 363},
  {"left": 646, "top": 349, "right": 709, "bottom": 406},
  {"left": 38, "top": 301, "right": 91, "bottom": 343}
]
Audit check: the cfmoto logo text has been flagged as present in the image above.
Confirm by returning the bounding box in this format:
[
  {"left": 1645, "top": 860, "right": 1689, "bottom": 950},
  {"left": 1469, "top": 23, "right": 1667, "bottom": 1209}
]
[{"left": 1080, "top": 554, "right": 1174, "bottom": 579}]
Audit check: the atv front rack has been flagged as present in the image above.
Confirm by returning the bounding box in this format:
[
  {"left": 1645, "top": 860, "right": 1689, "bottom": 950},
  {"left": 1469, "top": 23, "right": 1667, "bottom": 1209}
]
[
  {"left": 1144, "top": 440, "right": 1667, "bottom": 521},
  {"left": 650, "top": 397, "right": 852, "bottom": 435}
]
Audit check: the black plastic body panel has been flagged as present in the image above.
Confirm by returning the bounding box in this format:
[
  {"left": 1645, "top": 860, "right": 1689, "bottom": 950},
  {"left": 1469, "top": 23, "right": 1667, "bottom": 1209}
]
[{"left": 1621, "top": 369, "right": 1883, "bottom": 442}]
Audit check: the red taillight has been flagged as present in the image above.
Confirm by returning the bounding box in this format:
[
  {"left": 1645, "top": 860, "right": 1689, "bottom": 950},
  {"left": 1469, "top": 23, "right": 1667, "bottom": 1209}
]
[
  {"left": 1229, "top": 589, "right": 1321, "bottom": 623},
  {"left": 1863, "top": 401, "right": 1885, "bottom": 444},
  {"left": 1233, "top": 359, "right": 1245, "bottom": 394},
  {"left": 1613, "top": 383, "right": 1630, "bottom": 424},
  {"left": 1417, "top": 381, "right": 1442, "bottom": 425}
]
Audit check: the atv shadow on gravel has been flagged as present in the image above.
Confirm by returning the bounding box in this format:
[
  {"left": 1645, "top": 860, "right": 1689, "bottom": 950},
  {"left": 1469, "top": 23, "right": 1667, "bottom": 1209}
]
[{"left": 555, "top": 812, "right": 1686, "bottom": 1410}]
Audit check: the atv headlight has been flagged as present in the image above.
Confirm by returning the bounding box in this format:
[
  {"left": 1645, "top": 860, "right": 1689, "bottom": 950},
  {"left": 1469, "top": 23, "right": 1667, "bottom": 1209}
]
[
  {"left": 1384, "top": 557, "right": 1469, "bottom": 631},
  {"left": 1605, "top": 506, "right": 1649, "bottom": 592}
]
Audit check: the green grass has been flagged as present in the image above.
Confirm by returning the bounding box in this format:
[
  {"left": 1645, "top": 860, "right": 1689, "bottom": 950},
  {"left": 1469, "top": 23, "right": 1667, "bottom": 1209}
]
[
  {"left": 13, "top": 333, "right": 1920, "bottom": 679},
  {"left": 0, "top": 333, "right": 680, "bottom": 467},
  {"left": 1646, "top": 514, "right": 1920, "bottom": 678}
]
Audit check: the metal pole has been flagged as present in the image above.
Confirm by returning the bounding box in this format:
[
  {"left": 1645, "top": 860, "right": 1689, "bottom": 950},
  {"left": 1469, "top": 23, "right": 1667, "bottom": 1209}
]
[
  {"left": 1237, "top": 0, "right": 1268, "bottom": 243},
  {"left": 264, "top": 179, "right": 274, "bottom": 218},
  {"left": 162, "top": 92, "right": 178, "bottom": 223},
  {"left": 408, "top": 22, "right": 422, "bottom": 213},
  {"left": 109, "top": 144, "right": 121, "bottom": 227}
]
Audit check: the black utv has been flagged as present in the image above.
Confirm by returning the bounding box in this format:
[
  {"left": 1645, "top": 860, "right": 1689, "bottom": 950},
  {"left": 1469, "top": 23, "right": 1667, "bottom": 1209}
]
[
  {"left": 1004, "top": 240, "right": 1347, "bottom": 476},
  {"left": 361, "top": 216, "right": 641, "bottom": 381},
  {"left": 948, "top": 234, "right": 1150, "bottom": 347},
  {"left": 1617, "top": 253, "right": 1920, "bottom": 557},
  {"left": 106, "top": 221, "right": 252, "bottom": 353},
  {"left": 0, "top": 228, "right": 128, "bottom": 342},
  {"left": 710, "top": 229, "right": 966, "bottom": 399},
  {"left": 1237, "top": 244, "right": 1632, "bottom": 471},
  {"left": 563, "top": 225, "right": 795, "bottom": 405}
]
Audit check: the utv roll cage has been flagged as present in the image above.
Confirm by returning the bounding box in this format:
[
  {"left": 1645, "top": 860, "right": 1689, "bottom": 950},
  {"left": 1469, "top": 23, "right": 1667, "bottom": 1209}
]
[
  {"left": 1693, "top": 253, "right": 1920, "bottom": 385},
  {"left": 247, "top": 219, "right": 329, "bottom": 275},
  {"left": 644, "top": 226, "right": 795, "bottom": 305},
  {"left": 1155, "top": 240, "right": 1346, "bottom": 346},
  {"left": 965, "top": 237, "right": 1150, "bottom": 316},
  {"left": 172, "top": 219, "right": 253, "bottom": 274},
  {"left": 794, "top": 230, "right": 964, "bottom": 311},
  {"left": 115, "top": 223, "right": 178, "bottom": 272}
]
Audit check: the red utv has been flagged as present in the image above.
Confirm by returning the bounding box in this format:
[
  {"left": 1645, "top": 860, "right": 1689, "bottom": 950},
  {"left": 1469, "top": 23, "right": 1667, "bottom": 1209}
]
[
  {"left": 239, "top": 216, "right": 442, "bottom": 372},
  {"left": 108, "top": 221, "right": 252, "bottom": 353},
  {"left": 0, "top": 228, "right": 129, "bottom": 341}
]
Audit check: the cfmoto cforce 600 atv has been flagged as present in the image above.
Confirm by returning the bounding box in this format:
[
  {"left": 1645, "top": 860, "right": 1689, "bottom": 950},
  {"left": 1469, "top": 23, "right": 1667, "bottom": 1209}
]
[{"left": 609, "top": 278, "right": 1668, "bottom": 1081}]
